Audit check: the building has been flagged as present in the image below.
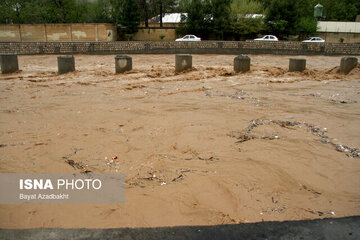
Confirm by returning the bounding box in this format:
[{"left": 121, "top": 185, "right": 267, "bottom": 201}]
[
  {"left": 134, "top": 13, "right": 186, "bottom": 41},
  {"left": 317, "top": 21, "right": 360, "bottom": 43}
]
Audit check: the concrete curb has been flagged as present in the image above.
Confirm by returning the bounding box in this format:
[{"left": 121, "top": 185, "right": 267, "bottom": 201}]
[{"left": 0, "top": 216, "right": 359, "bottom": 240}]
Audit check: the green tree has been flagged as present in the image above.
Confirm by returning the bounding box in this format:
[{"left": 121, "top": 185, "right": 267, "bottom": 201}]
[
  {"left": 177, "top": 0, "right": 211, "bottom": 37},
  {"left": 150, "top": 0, "right": 178, "bottom": 27},
  {"left": 257, "top": 0, "right": 272, "bottom": 9},
  {"left": 231, "top": 0, "right": 263, "bottom": 15},
  {"left": 211, "top": 0, "right": 232, "bottom": 39},
  {"left": 138, "top": 0, "right": 150, "bottom": 27},
  {"left": 41, "top": 0, "right": 86, "bottom": 23},
  {"left": 0, "top": 0, "right": 35, "bottom": 24},
  {"left": 265, "top": 0, "right": 300, "bottom": 38},
  {"left": 233, "top": 17, "right": 265, "bottom": 39},
  {"left": 0, "top": 0, "right": 86, "bottom": 24},
  {"left": 230, "top": 0, "right": 265, "bottom": 39},
  {"left": 298, "top": 16, "right": 318, "bottom": 39},
  {"left": 0, "top": 1, "right": 11, "bottom": 23},
  {"left": 261, "top": 0, "right": 360, "bottom": 22},
  {"left": 85, "top": 0, "right": 112, "bottom": 23},
  {"left": 116, "top": 0, "right": 141, "bottom": 34},
  {"left": 321, "top": 0, "right": 360, "bottom": 21},
  {"left": 0, "top": 0, "right": 21, "bottom": 24}
]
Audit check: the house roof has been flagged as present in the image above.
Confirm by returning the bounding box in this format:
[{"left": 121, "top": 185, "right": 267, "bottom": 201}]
[
  {"left": 241, "top": 14, "right": 264, "bottom": 19},
  {"left": 317, "top": 21, "right": 360, "bottom": 33},
  {"left": 149, "top": 13, "right": 187, "bottom": 24}
]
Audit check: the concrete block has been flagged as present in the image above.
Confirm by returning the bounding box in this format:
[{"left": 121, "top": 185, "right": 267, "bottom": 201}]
[
  {"left": 289, "top": 58, "right": 306, "bottom": 72},
  {"left": 57, "top": 56, "right": 75, "bottom": 74},
  {"left": 115, "top": 55, "right": 132, "bottom": 73},
  {"left": 175, "top": 54, "right": 192, "bottom": 72},
  {"left": 340, "top": 57, "right": 358, "bottom": 74},
  {"left": 0, "top": 55, "right": 19, "bottom": 74},
  {"left": 234, "top": 55, "right": 250, "bottom": 73}
]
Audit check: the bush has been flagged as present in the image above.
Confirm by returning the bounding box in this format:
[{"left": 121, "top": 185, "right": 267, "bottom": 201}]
[{"left": 125, "top": 34, "right": 133, "bottom": 41}]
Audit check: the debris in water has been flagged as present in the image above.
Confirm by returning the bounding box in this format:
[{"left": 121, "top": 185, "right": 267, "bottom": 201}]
[
  {"left": 65, "top": 159, "right": 92, "bottom": 173},
  {"left": 230, "top": 119, "right": 360, "bottom": 159}
]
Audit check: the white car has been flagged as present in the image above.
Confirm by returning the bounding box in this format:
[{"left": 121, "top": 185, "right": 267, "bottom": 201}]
[
  {"left": 254, "top": 35, "right": 279, "bottom": 41},
  {"left": 175, "top": 35, "right": 201, "bottom": 41},
  {"left": 302, "top": 37, "right": 325, "bottom": 43}
]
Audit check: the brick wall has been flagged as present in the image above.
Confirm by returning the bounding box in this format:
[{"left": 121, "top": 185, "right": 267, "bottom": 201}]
[
  {"left": 0, "top": 41, "right": 359, "bottom": 56},
  {"left": 318, "top": 32, "right": 360, "bottom": 43},
  {"left": 133, "top": 28, "right": 177, "bottom": 41},
  {"left": 0, "top": 24, "right": 116, "bottom": 42}
]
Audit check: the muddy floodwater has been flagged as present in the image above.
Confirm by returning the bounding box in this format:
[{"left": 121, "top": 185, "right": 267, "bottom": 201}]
[{"left": 0, "top": 54, "right": 359, "bottom": 228}]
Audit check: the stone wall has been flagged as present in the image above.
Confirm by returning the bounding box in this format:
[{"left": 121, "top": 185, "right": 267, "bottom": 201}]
[
  {"left": 0, "top": 41, "right": 359, "bottom": 56},
  {"left": 0, "top": 24, "right": 116, "bottom": 42},
  {"left": 133, "top": 28, "right": 177, "bottom": 41}
]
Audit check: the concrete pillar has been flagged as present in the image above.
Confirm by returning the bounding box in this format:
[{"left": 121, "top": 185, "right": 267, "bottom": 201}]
[
  {"left": 115, "top": 55, "right": 132, "bottom": 73},
  {"left": 0, "top": 55, "right": 19, "bottom": 74},
  {"left": 57, "top": 56, "right": 75, "bottom": 74},
  {"left": 234, "top": 55, "right": 250, "bottom": 73},
  {"left": 340, "top": 57, "right": 358, "bottom": 74},
  {"left": 175, "top": 54, "right": 192, "bottom": 72},
  {"left": 289, "top": 58, "right": 306, "bottom": 72}
]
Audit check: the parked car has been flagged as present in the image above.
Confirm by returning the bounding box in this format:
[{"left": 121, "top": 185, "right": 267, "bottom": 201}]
[
  {"left": 302, "top": 37, "right": 325, "bottom": 43},
  {"left": 175, "top": 35, "right": 201, "bottom": 41},
  {"left": 254, "top": 35, "right": 279, "bottom": 41}
]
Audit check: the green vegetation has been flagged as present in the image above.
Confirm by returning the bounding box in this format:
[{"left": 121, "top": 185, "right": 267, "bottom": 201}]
[
  {"left": 176, "top": 0, "right": 211, "bottom": 38},
  {"left": 319, "top": 0, "right": 360, "bottom": 21},
  {"left": 0, "top": 0, "right": 86, "bottom": 24},
  {"left": 231, "top": 0, "right": 263, "bottom": 15},
  {"left": 0, "top": 0, "right": 359, "bottom": 40},
  {"left": 116, "top": 0, "right": 141, "bottom": 34},
  {"left": 86, "top": 0, "right": 112, "bottom": 23},
  {"left": 178, "top": 0, "right": 359, "bottom": 40},
  {"left": 262, "top": 0, "right": 359, "bottom": 39},
  {"left": 231, "top": 0, "right": 265, "bottom": 39},
  {"left": 125, "top": 33, "right": 133, "bottom": 41}
]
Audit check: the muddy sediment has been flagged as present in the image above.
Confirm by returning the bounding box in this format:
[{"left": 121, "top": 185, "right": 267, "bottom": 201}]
[{"left": 0, "top": 54, "right": 359, "bottom": 228}]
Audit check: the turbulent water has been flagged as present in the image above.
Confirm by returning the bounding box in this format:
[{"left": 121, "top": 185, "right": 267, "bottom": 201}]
[{"left": 0, "top": 54, "right": 359, "bottom": 228}]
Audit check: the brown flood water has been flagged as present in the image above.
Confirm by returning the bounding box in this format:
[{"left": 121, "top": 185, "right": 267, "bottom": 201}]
[{"left": 0, "top": 54, "right": 359, "bottom": 228}]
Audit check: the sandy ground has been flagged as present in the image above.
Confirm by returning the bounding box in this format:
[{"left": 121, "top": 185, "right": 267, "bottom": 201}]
[{"left": 0, "top": 54, "right": 359, "bottom": 228}]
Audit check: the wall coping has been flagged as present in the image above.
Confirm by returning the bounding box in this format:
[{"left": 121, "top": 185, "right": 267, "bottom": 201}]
[{"left": 0, "top": 41, "right": 359, "bottom": 56}]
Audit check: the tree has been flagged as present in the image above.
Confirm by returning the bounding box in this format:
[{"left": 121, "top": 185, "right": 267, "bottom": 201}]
[
  {"left": 118, "top": 0, "right": 141, "bottom": 34},
  {"left": 262, "top": 0, "right": 360, "bottom": 23},
  {"left": 233, "top": 17, "right": 266, "bottom": 39},
  {"left": 0, "top": 1, "right": 12, "bottom": 23},
  {"left": 0, "top": 0, "right": 37, "bottom": 24},
  {"left": 138, "top": 0, "right": 150, "bottom": 27},
  {"left": 85, "top": 0, "right": 112, "bottom": 23},
  {"left": 110, "top": 0, "right": 122, "bottom": 24},
  {"left": 151, "top": 0, "right": 177, "bottom": 27},
  {"left": 177, "top": 0, "right": 211, "bottom": 38},
  {"left": 297, "top": 17, "right": 318, "bottom": 39},
  {"left": 0, "top": 0, "right": 87, "bottom": 24},
  {"left": 321, "top": 0, "right": 360, "bottom": 21},
  {"left": 230, "top": 0, "right": 265, "bottom": 39},
  {"left": 265, "top": 0, "right": 300, "bottom": 38},
  {"left": 0, "top": 0, "right": 23, "bottom": 24},
  {"left": 40, "top": 0, "right": 86, "bottom": 23},
  {"left": 231, "top": 0, "right": 263, "bottom": 15},
  {"left": 211, "top": 0, "right": 232, "bottom": 39}
]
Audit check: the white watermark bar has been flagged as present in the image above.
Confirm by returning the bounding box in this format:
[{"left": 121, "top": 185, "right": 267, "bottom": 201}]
[{"left": 0, "top": 174, "right": 125, "bottom": 204}]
